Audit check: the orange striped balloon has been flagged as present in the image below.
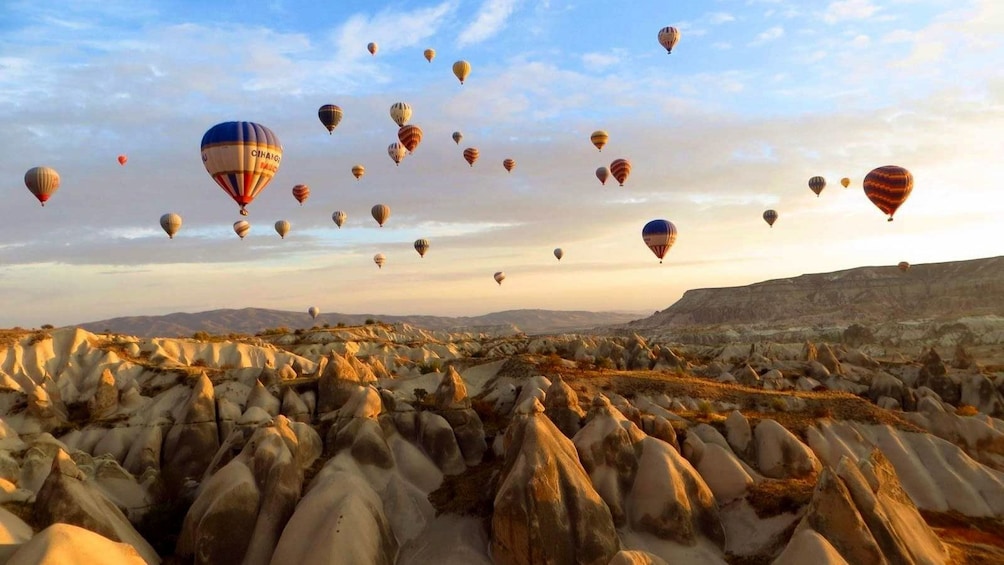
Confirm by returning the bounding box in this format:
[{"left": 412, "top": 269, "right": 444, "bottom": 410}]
[
  {"left": 864, "top": 165, "right": 913, "bottom": 221},
  {"left": 351, "top": 164, "right": 365, "bottom": 180},
  {"left": 292, "top": 184, "right": 310, "bottom": 205},
  {"left": 590, "top": 130, "right": 609, "bottom": 152},
  {"left": 397, "top": 125, "right": 424, "bottom": 153},
  {"left": 463, "top": 147, "right": 479, "bottom": 167},
  {"left": 503, "top": 158, "right": 516, "bottom": 172},
  {"left": 610, "top": 158, "right": 631, "bottom": 186},
  {"left": 808, "top": 176, "right": 825, "bottom": 197}
]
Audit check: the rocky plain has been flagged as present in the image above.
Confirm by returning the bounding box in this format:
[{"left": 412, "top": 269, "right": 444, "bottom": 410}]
[{"left": 1, "top": 256, "right": 1003, "bottom": 564}]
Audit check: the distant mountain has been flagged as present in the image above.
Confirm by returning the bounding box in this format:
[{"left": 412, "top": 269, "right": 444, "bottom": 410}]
[
  {"left": 77, "top": 308, "right": 644, "bottom": 338},
  {"left": 627, "top": 256, "right": 1004, "bottom": 330}
]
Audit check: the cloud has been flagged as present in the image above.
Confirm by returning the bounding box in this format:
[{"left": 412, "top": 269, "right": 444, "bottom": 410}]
[
  {"left": 581, "top": 51, "right": 621, "bottom": 70},
  {"left": 823, "top": 0, "right": 879, "bottom": 24},
  {"left": 750, "top": 26, "right": 785, "bottom": 45},
  {"left": 707, "top": 12, "right": 736, "bottom": 24},
  {"left": 332, "top": 2, "right": 457, "bottom": 59},
  {"left": 457, "top": 0, "right": 522, "bottom": 47}
]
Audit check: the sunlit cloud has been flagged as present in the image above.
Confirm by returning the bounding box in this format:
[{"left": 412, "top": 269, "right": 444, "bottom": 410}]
[{"left": 457, "top": 0, "right": 522, "bottom": 47}]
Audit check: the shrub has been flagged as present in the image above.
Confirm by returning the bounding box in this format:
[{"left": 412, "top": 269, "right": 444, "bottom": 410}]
[
  {"left": 192, "top": 331, "right": 211, "bottom": 341},
  {"left": 770, "top": 397, "right": 788, "bottom": 412},
  {"left": 418, "top": 361, "right": 441, "bottom": 374},
  {"left": 596, "top": 357, "right": 615, "bottom": 370},
  {"left": 365, "top": 318, "right": 376, "bottom": 325},
  {"left": 40, "top": 324, "right": 54, "bottom": 330},
  {"left": 413, "top": 388, "right": 429, "bottom": 403},
  {"left": 697, "top": 400, "right": 714, "bottom": 417},
  {"left": 323, "top": 323, "right": 330, "bottom": 329},
  {"left": 336, "top": 322, "right": 346, "bottom": 328}
]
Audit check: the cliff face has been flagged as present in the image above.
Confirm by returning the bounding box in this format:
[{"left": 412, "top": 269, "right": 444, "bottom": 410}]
[{"left": 632, "top": 256, "right": 1004, "bottom": 329}]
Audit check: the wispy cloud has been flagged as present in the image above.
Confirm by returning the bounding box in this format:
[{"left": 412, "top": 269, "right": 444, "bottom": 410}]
[
  {"left": 581, "top": 51, "right": 622, "bottom": 70},
  {"left": 823, "top": 0, "right": 879, "bottom": 24},
  {"left": 750, "top": 26, "right": 785, "bottom": 45},
  {"left": 707, "top": 12, "right": 737, "bottom": 24},
  {"left": 457, "top": 0, "right": 523, "bottom": 46}
]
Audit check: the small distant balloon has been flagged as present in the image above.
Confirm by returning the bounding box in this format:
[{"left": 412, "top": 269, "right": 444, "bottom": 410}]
[
  {"left": 388, "top": 142, "right": 407, "bottom": 166},
  {"left": 554, "top": 248, "right": 564, "bottom": 261},
  {"left": 308, "top": 306, "right": 319, "bottom": 319},
  {"left": 160, "top": 213, "right": 182, "bottom": 239},
  {"left": 24, "top": 166, "right": 60, "bottom": 206},
  {"left": 452, "top": 131, "right": 463, "bottom": 145},
  {"left": 503, "top": 158, "right": 516, "bottom": 173},
  {"left": 595, "top": 167, "right": 610, "bottom": 186},
  {"left": 898, "top": 261, "right": 910, "bottom": 272},
  {"left": 414, "top": 238, "right": 430, "bottom": 258},
  {"left": 371, "top": 204, "right": 390, "bottom": 227},
  {"left": 332, "top": 210, "right": 347, "bottom": 228},
  {"left": 318, "top": 104, "right": 343, "bottom": 134},
  {"left": 494, "top": 271, "right": 505, "bottom": 285},
  {"left": 808, "top": 176, "right": 826, "bottom": 197},
  {"left": 292, "top": 184, "right": 310, "bottom": 205},
  {"left": 863, "top": 165, "right": 913, "bottom": 221},
  {"left": 463, "top": 147, "right": 479, "bottom": 167},
  {"left": 610, "top": 158, "right": 631, "bottom": 186},
  {"left": 590, "top": 130, "right": 609, "bottom": 152},
  {"left": 352, "top": 165, "right": 365, "bottom": 180},
  {"left": 390, "top": 102, "right": 412, "bottom": 127},
  {"left": 367, "top": 42, "right": 378, "bottom": 55},
  {"left": 642, "top": 219, "right": 678, "bottom": 263},
  {"left": 374, "top": 253, "right": 386, "bottom": 269},
  {"left": 233, "top": 220, "right": 250, "bottom": 240},
  {"left": 658, "top": 26, "right": 681, "bottom": 54},
  {"left": 763, "top": 209, "right": 778, "bottom": 227},
  {"left": 424, "top": 48, "right": 435, "bottom": 62},
  {"left": 117, "top": 155, "right": 128, "bottom": 166},
  {"left": 274, "top": 220, "right": 290, "bottom": 239},
  {"left": 841, "top": 177, "right": 851, "bottom": 188},
  {"left": 398, "top": 125, "right": 424, "bottom": 153},
  {"left": 453, "top": 60, "right": 471, "bottom": 84}
]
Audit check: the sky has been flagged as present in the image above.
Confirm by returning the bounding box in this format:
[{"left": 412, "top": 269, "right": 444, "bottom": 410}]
[{"left": 0, "top": 0, "right": 1001, "bottom": 327}]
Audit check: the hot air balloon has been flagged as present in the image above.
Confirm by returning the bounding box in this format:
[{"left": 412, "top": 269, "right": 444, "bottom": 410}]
[
  {"left": 554, "top": 248, "right": 564, "bottom": 261},
  {"left": 367, "top": 42, "right": 378, "bottom": 55},
  {"left": 763, "top": 209, "right": 778, "bottom": 227},
  {"left": 424, "top": 48, "right": 435, "bottom": 62},
  {"left": 414, "top": 238, "right": 430, "bottom": 258},
  {"left": 503, "top": 158, "right": 516, "bottom": 173},
  {"left": 494, "top": 272, "right": 505, "bottom": 285},
  {"left": 596, "top": 167, "right": 610, "bottom": 186},
  {"left": 117, "top": 155, "right": 128, "bottom": 166},
  {"left": 308, "top": 306, "right": 319, "bottom": 319},
  {"left": 658, "top": 26, "right": 680, "bottom": 54},
  {"left": 390, "top": 102, "right": 412, "bottom": 127},
  {"left": 463, "top": 147, "right": 479, "bottom": 167},
  {"left": 332, "top": 210, "right": 347, "bottom": 228},
  {"left": 275, "top": 220, "right": 290, "bottom": 239},
  {"left": 388, "top": 143, "right": 407, "bottom": 166},
  {"left": 610, "top": 159, "right": 631, "bottom": 186},
  {"left": 898, "top": 261, "right": 910, "bottom": 272},
  {"left": 352, "top": 164, "right": 365, "bottom": 180},
  {"left": 160, "top": 213, "right": 182, "bottom": 239},
  {"left": 808, "top": 176, "right": 826, "bottom": 197},
  {"left": 398, "top": 125, "right": 423, "bottom": 153},
  {"left": 201, "top": 121, "right": 282, "bottom": 216},
  {"left": 374, "top": 253, "right": 386, "bottom": 269},
  {"left": 318, "top": 104, "right": 343, "bottom": 134},
  {"left": 590, "top": 130, "right": 609, "bottom": 152},
  {"left": 453, "top": 60, "right": 471, "bottom": 84},
  {"left": 24, "top": 166, "right": 60, "bottom": 206},
  {"left": 371, "top": 204, "right": 390, "bottom": 227},
  {"left": 841, "top": 177, "right": 851, "bottom": 188},
  {"left": 292, "top": 184, "right": 310, "bottom": 205},
  {"left": 452, "top": 131, "right": 463, "bottom": 145},
  {"left": 233, "top": 220, "right": 250, "bottom": 240},
  {"left": 864, "top": 165, "right": 913, "bottom": 221},
  {"left": 642, "top": 219, "right": 678, "bottom": 263}
]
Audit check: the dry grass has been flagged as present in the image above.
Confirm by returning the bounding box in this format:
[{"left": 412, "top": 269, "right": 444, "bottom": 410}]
[
  {"left": 745, "top": 478, "right": 816, "bottom": 519},
  {"left": 922, "top": 510, "right": 1004, "bottom": 565}
]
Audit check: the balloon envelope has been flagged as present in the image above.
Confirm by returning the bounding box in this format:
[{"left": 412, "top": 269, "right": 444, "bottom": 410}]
[
  {"left": 117, "top": 155, "right": 128, "bottom": 166},
  {"left": 595, "top": 167, "right": 609, "bottom": 185},
  {"left": 424, "top": 48, "right": 435, "bottom": 62},
  {"left": 374, "top": 253, "right": 386, "bottom": 268},
  {"left": 554, "top": 248, "right": 563, "bottom": 261},
  {"left": 863, "top": 165, "right": 913, "bottom": 221},
  {"left": 24, "top": 166, "right": 60, "bottom": 206},
  {"left": 390, "top": 102, "right": 412, "bottom": 127},
  {"left": 642, "top": 219, "right": 678, "bottom": 263},
  {"left": 453, "top": 60, "right": 471, "bottom": 84},
  {"left": 452, "top": 131, "right": 463, "bottom": 145},
  {"left": 332, "top": 210, "right": 347, "bottom": 228},
  {"left": 414, "top": 238, "right": 430, "bottom": 257},
  {"left": 898, "top": 261, "right": 910, "bottom": 272},
  {"left": 371, "top": 204, "right": 390, "bottom": 227},
  {"left": 808, "top": 176, "right": 826, "bottom": 197},
  {"left": 463, "top": 147, "right": 479, "bottom": 167},
  {"left": 274, "top": 220, "right": 290, "bottom": 239},
  {"left": 494, "top": 272, "right": 505, "bottom": 285},
  {"left": 233, "top": 220, "right": 250, "bottom": 240},
  {"left": 658, "top": 26, "right": 680, "bottom": 53},
  {"left": 398, "top": 125, "right": 423, "bottom": 153},
  {"left": 292, "top": 184, "right": 310, "bottom": 205},
  {"left": 841, "top": 177, "right": 851, "bottom": 188},
  {"left": 352, "top": 165, "right": 365, "bottom": 179},
  {"left": 388, "top": 143, "right": 406, "bottom": 166},
  {"left": 367, "top": 42, "right": 378, "bottom": 55},
  {"left": 590, "top": 130, "right": 609, "bottom": 151},
  {"left": 610, "top": 159, "right": 631, "bottom": 186},
  {"left": 318, "top": 105, "right": 343, "bottom": 133},
  {"left": 160, "top": 213, "right": 182, "bottom": 239},
  {"left": 308, "top": 306, "right": 319, "bottom": 319},
  {"left": 503, "top": 158, "right": 516, "bottom": 172},
  {"left": 763, "top": 209, "right": 778, "bottom": 227},
  {"left": 201, "top": 121, "right": 282, "bottom": 216}
]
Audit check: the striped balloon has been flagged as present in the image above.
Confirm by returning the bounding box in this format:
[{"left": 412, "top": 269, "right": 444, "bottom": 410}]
[
  {"left": 642, "top": 219, "right": 678, "bottom": 263},
  {"left": 318, "top": 104, "right": 343, "bottom": 134},
  {"left": 388, "top": 143, "right": 406, "bottom": 166},
  {"left": 398, "top": 125, "right": 424, "bottom": 153},
  {"left": 596, "top": 166, "right": 609, "bottom": 186},
  {"left": 24, "top": 166, "right": 60, "bottom": 206},
  {"left": 292, "top": 184, "right": 310, "bottom": 205},
  {"left": 351, "top": 164, "right": 365, "bottom": 180},
  {"left": 453, "top": 60, "right": 471, "bottom": 84},
  {"left": 233, "top": 220, "right": 250, "bottom": 240},
  {"left": 590, "top": 130, "right": 609, "bottom": 151},
  {"left": 160, "top": 213, "right": 182, "bottom": 239},
  {"left": 389, "top": 102, "right": 412, "bottom": 127},
  {"left": 610, "top": 158, "right": 631, "bottom": 186},
  {"left": 763, "top": 209, "right": 778, "bottom": 227},
  {"left": 414, "top": 238, "right": 430, "bottom": 257},
  {"left": 808, "top": 176, "right": 826, "bottom": 197},
  {"left": 201, "top": 121, "right": 282, "bottom": 216},
  {"left": 371, "top": 204, "right": 390, "bottom": 227},
  {"left": 274, "top": 220, "right": 290, "bottom": 239},
  {"left": 863, "top": 165, "right": 913, "bottom": 221},
  {"left": 463, "top": 147, "right": 479, "bottom": 167},
  {"left": 898, "top": 261, "right": 910, "bottom": 272},
  {"left": 503, "top": 158, "right": 516, "bottom": 172},
  {"left": 658, "top": 26, "right": 680, "bottom": 54},
  {"left": 374, "top": 253, "right": 386, "bottom": 269},
  {"left": 452, "top": 131, "right": 463, "bottom": 145},
  {"left": 332, "top": 210, "right": 347, "bottom": 228},
  {"left": 424, "top": 48, "right": 435, "bottom": 62}
]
